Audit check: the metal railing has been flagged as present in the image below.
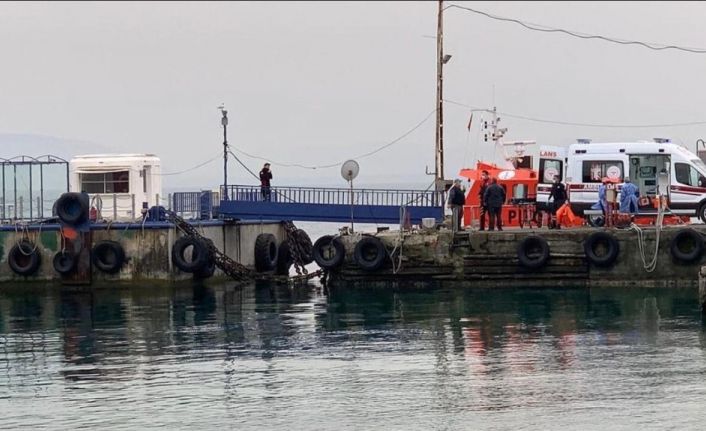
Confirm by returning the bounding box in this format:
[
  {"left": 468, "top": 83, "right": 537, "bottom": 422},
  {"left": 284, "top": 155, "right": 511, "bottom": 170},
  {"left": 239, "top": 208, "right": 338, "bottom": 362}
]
[
  {"left": 172, "top": 191, "right": 219, "bottom": 219},
  {"left": 222, "top": 185, "right": 443, "bottom": 207}
]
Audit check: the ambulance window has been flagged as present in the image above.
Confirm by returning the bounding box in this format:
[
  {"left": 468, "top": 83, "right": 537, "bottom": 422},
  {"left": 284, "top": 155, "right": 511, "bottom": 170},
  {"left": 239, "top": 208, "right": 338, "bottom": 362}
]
[
  {"left": 675, "top": 163, "right": 704, "bottom": 187},
  {"left": 540, "top": 159, "right": 562, "bottom": 183},
  {"left": 582, "top": 161, "right": 623, "bottom": 183}
]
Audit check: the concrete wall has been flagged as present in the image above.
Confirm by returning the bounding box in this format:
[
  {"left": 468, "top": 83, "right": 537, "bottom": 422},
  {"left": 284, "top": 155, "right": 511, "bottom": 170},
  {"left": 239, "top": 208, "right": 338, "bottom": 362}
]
[
  {"left": 330, "top": 226, "right": 706, "bottom": 288},
  {"left": 0, "top": 221, "right": 285, "bottom": 283}
]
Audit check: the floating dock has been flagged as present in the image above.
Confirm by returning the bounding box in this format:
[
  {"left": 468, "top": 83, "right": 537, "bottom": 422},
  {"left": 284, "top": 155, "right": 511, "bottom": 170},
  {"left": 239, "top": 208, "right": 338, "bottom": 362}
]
[
  {"left": 0, "top": 219, "right": 285, "bottom": 283},
  {"left": 322, "top": 225, "right": 706, "bottom": 289}
]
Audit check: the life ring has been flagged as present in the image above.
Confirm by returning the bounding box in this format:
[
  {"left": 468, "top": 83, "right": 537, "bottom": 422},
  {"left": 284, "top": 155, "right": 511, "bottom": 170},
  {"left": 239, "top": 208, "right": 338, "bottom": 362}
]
[
  {"left": 55, "top": 192, "right": 89, "bottom": 225},
  {"left": 172, "top": 236, "right": 209, "bottom": 273},
  {"left": 276, "top": 241, "right": 293, "bottom": 276},
  {"left": 254, "top": 233, "right": 278, "bottom": 272},
  {"left": 8, "top": 240, "right": 41, "bottom": 276},
  {"left": 313, "top": 235, "right": 345, "bottom": 270},
  {"left": 517, "top": 235, "right": 550, "bottom": 269},
  {"left": 669, "top": 229, "right": 704, "bottom": 264},
  {"left": 353, "top": 236, "right": 387, "bottom": 272},
  {"left": 92, "top": 240, "right": 126, "bottom": 274},
  {"left": 53, "top": 251, "right": 77, "bottom": 275},
  {"left": 583, "top": 231, "right": 620, "bottom": 267}
]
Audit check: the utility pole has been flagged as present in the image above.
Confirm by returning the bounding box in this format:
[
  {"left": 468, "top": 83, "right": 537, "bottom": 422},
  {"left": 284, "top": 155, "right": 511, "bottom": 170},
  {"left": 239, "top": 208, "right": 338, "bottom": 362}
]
[
  {"left": 435, "top": 0, "right": 444, "bottom": 191},
  {"left": 220, "top": 106, "right": 229, "bottom": 200}
]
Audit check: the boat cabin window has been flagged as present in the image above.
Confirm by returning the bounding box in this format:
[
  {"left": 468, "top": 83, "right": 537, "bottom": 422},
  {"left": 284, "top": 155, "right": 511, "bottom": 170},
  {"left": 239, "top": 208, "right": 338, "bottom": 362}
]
[
  {"left": 675, "top": 163, "right": 706, "bottom": 187},
  {"left": 582, "top": 161, "right": 623, "bottom": 183},
  {"left": 79, "top": 171, "right": 130, "bottom": 194},
  {"left": 539, "top": 159, "right": 562, "bottom": 183}
]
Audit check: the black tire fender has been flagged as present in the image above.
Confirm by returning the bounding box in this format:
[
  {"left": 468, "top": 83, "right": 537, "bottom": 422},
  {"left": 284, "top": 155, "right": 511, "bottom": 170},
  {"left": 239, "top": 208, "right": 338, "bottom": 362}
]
[
  {"left": 172, "top": 236, "right": 209, "bottom": 273},
  {"left": 670, "top": 229, "right": 704, "bottom": 264},
  {"left": 313, "top": 235, "right": 345, "bottom": 270},
  {"left": 92, "top": 240, "right": 126, "bottom": 274},
  {"left": 8, "top": 240, "right": 41, "bottom": 276},
  {"left": 53, "top": 251, "right": 77, "bottom": 275},
  {"left": 254, "top": 233, "right": 278, "bottom": 272},
  {"left": 276, "top": 241, "right": 293, "bottom": 276},
  {"left": 353, "top": 236, "right": 387, "bottom": 272},
  {"left": 55, "top": 192, "right": 89, "bottom": 225},
  {"left": 517, "top": 235, "right": 550, "bottom": 269},
  {"left": 193, "top": 238, "right": 216, "bottom": 279},
  {"left": 583, "top": 231, "right": 620, "bottom": 267}
]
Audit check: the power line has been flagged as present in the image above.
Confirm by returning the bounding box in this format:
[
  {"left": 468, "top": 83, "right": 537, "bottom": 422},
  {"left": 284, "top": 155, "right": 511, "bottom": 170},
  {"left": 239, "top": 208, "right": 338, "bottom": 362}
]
[
  {"left": 160, "top": 151, "right": 222, "bottom": 176},
  {"left": 228, "top": 149, "right": 260, "bottom": 181},
  {"left": 444, "top": 99, "right": 706, "bottom": 128},
  {"left": 444, "top": 4, "right": 706, "bottom": 54},
  {"left": 231, "top": 108, "right": 437, "bottom": 170}
]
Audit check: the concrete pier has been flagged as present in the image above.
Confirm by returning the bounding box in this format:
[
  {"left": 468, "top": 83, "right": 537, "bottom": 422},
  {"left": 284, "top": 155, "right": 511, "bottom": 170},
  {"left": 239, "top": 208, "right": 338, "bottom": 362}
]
[
  {"left": 329, "top": 226, "right": 706, "bottom": 288},
  {"left": 0, "top": 220, "right": 285, "bottom": 282}
]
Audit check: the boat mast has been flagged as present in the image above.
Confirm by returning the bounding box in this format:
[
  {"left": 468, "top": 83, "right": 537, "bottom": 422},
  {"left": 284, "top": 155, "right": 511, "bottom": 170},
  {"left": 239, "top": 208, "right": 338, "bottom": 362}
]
[{"left": 435, "top": 0, "right": 445, "bottom": 190}]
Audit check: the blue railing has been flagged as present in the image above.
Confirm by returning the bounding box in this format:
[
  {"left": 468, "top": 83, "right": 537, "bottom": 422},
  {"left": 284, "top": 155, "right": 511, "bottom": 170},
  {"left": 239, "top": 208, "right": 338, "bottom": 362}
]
[
  {"left": 224, "top": 185, "right": 443, "bottom": 207},
  {"left": 172, "top": 191, "right": 219, "bottom": 219},
  {"left": 219, "top": 185, "right": 444, "bottom": 224}
]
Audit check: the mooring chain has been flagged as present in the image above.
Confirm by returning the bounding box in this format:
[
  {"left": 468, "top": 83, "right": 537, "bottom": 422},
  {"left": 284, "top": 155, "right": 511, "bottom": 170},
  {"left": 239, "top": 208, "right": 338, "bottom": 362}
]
[
  {"left": 283, "top": 221, "right": 310, "bottom": 276},
  {"left": 164, "top": 210, "right": 321, "bottom": 283},
  {"left": 165, "top": 210, "right": 253, "bottom": 280}
]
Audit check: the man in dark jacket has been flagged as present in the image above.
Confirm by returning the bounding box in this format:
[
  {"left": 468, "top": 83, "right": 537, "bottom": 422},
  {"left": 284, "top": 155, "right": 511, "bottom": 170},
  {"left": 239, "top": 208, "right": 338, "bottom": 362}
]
[
  {"left": 259, "top": 163, "right": 273, "bottom": 201},
  {"left": 447, "top": 179, "right": 466, "bottom": 231},
  {"left": 548, "top": 175, "right": 567, "bottom": 229},
  {"left": 483, "top": 177, "right": 506, "bottom": 231},
  {"left": 478, "top": 170, "right": 490, "bottom": 230}
]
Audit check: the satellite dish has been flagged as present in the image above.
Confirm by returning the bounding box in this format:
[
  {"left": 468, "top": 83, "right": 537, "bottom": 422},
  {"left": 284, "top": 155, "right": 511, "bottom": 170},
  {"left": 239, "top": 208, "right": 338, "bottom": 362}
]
[{"left": 341, "top": 160, "right": 360, "bottom": 182}]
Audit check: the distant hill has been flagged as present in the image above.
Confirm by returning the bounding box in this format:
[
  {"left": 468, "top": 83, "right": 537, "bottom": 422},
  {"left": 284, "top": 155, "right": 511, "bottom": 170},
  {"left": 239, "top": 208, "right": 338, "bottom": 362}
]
[{"left": 0, "top": 133, "right": 111, "bottom": 160}]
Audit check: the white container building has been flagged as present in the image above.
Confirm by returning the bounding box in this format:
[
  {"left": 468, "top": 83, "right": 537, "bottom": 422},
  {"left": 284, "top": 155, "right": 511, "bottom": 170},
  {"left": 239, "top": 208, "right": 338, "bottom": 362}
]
[{"left": 69, "top": 154, "right": 162, "bottom": 220}]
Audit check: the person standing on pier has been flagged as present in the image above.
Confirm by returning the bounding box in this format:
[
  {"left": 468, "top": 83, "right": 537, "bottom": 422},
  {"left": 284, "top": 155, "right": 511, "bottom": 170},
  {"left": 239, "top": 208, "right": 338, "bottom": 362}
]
[
  {"left": 484, "top": 177, "right": 506, "bottom": 231},
  {"left": 548, "top": 175, "right": 567, "bottom": 229},
  {"left": 478, "top": 170, "right": 490, "bottom": 231},
  {"left": 447, "top": 179, "right": 466, "bottom": 232},
  {"left": 259, "top": 163, "right": 273, "bottom": 201}
]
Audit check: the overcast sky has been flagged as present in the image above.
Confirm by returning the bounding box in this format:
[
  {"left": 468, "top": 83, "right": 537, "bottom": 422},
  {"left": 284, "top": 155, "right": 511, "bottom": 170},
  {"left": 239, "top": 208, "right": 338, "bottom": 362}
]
[{"left": 2, "top": 1, "right": 706, "bottom": 190}]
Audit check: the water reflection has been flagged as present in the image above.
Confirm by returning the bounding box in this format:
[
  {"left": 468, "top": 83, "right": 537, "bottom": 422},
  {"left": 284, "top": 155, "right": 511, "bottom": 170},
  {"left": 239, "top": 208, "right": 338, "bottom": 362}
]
[{"left": 0, "top": 282, "right": 705, "bottom": 428}]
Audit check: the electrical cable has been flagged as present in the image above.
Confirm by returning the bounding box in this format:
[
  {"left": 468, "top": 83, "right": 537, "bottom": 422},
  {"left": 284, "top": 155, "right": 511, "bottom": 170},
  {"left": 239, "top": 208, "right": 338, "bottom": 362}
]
[
  {"left": 444, "top": 99, "right": 706, "bottom": 129},
  {"left": 445, "top": 4, "right": 706, "bottom": 54},
  {"left": 160, "top": 151, "right": 222, "bottom": 176},
  {"left": 230, "top": 108, "right": 437, "bottom": 170}
]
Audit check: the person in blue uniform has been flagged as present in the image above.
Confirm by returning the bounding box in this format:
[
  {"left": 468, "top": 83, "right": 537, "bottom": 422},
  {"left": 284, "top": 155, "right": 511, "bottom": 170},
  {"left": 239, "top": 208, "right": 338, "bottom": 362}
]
[{"left": 619, "top": 177, "right": 639, "bottom": 214}]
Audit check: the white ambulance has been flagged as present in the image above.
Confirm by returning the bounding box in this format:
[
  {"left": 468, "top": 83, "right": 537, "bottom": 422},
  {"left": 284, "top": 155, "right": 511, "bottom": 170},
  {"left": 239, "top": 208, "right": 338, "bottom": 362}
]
[{"left": 536, "top": 138, "right": 706, "bottom": 221}]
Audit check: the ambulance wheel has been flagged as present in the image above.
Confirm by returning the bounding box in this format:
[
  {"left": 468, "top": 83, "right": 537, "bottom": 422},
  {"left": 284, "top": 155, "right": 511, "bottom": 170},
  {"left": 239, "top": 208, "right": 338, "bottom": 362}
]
[{"left": 587, "top": 214, "right": 605, "bottom": 227}]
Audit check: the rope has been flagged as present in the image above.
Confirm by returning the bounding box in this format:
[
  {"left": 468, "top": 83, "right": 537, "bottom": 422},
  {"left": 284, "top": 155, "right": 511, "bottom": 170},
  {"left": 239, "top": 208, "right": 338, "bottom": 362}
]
[{"left": 628, "top": 198, "right": 666, "bottom": 272}]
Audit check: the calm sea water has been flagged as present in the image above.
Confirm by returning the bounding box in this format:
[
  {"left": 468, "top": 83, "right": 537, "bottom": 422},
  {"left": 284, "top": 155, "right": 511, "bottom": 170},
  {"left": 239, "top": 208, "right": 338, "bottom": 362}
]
[{"left": 1, "top": 280, "right": 706, "bottom": 430}]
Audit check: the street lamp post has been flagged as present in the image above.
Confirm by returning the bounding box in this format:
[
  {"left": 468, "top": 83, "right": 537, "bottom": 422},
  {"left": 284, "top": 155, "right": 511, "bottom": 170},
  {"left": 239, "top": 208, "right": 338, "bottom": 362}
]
[{"left": 220, "top": 106, "right": 229, "bottom": 201}]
